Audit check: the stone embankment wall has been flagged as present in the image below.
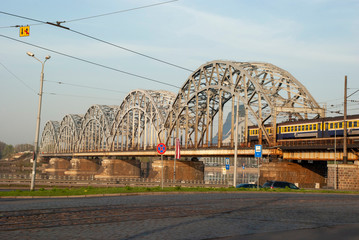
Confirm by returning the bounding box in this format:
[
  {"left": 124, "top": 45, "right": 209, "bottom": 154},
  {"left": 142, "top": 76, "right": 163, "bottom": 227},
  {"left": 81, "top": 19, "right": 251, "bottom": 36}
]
[
  {"left": 328, "top": 163, "right": 359, "bottom": 190},
  {"left": 260, "top": 162, "right": 326, "bottom": 188}
]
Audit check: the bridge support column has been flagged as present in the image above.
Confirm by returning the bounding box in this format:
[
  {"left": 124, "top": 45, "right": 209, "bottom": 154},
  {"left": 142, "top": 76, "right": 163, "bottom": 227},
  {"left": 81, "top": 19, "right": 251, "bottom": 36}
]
[
  {"left": 149, "top": 159, "right": 204, "bottom": 181},
  {"left": 64, "top": 158, "right": 100, "bottom": 176},
  {"left": 44, "top": 158, "right": 70, "bottom": 175},
  {"left": 95, "top": 158, "right": 141, "bottom": 179},
  {"left": 328, "top": 162, "right": 359, "bottom": 190},
  {"left": 260, "top": 161, "right": 326, "bottom": 188}
]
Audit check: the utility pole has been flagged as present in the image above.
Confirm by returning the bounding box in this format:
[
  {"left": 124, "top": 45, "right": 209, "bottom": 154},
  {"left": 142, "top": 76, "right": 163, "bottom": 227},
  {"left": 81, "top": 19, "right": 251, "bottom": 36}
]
[
  {"left": 343, "top": 75, "right": 348, "bottom": 164},
  {"left": 27, "top": 52, "right": 51, "bottom": 191},
  {"left": 233, "top": 94, "right": 239, "bottom": 187}
]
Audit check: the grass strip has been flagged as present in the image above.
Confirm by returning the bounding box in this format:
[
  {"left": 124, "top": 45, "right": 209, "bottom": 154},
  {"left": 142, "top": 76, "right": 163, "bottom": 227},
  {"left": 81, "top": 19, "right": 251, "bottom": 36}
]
[{"left": 1, "top": 186, "right": 359, "bottom": 197}]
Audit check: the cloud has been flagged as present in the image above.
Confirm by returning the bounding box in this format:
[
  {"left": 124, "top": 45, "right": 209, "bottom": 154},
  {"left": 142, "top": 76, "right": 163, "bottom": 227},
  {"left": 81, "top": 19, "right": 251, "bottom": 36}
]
[{"left": 169, "top": 5, "right": 358, "bottom": 65}]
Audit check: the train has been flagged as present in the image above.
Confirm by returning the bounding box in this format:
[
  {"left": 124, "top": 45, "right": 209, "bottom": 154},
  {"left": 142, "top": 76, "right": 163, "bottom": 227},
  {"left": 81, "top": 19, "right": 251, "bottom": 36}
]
[{"left": 248, "top": 114, "right": 359, "bottom": 142}]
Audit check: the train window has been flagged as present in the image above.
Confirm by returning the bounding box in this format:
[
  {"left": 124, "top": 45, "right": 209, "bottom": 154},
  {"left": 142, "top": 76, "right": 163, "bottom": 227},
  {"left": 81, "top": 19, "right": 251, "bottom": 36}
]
[
  {"left": 349, "top": 122, "right": 352, "bottom": 128},
  {"left": 314, "top": 124, "right": 317, "bottom": 130},
  {"left": 330, "top": 123, "right": 333, "bottom": 129},
  {"left": 291, "top": 126, "right": 293, "bottom": 132},
  {"left": 339, "top": 122, "right": 343, "bottom": 128},
  {"left": 355, "top": 122, "right": 358, "bottom": 127},
  {"left": 335, "top": 123, "right": 338, "bottom": 129},
  {"left": 309, "top": 125, "right": 312, "bottom": 130},
  {"left": 305, "top": 125, "right": 308, "bottom": 130},
  {"left": 294, "top": 126, "right": 297, "bottom": 131}
]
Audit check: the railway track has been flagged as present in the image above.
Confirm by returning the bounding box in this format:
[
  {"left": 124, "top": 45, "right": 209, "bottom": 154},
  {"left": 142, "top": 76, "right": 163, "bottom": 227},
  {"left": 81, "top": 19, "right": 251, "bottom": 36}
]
[{"left": 0, "top": 203, "right": 223, "bottom": 231}]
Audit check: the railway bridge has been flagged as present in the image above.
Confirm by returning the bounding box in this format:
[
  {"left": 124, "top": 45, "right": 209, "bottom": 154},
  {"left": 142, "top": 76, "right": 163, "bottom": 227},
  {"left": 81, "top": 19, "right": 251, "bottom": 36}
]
[{"left": 38, "top": 60, "right": 359, "bottom": 189}]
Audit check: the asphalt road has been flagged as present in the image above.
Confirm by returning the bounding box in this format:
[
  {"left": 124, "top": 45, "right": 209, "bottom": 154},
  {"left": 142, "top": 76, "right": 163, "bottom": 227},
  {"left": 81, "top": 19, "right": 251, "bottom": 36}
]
[{"left": 1, "top": 192, "right": 359, "bottom": 240}]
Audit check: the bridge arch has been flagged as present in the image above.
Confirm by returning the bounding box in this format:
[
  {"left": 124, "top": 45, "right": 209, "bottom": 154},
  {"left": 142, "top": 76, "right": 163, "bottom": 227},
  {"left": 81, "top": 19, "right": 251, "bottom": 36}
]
[
  {"left": 164, "top": 60, "right": 325, "bottom": 148},
  {"left": 77, "top": 105, "right": 116, "bottom": 152},
  {"left": 56, "top": 114, "right": 83, "bottom": 153},
  {"left": 40, "top": 121, "right": 60, "bottom": 153},
  {"left": 109, "top": 89, "right": 175, "bottom": 151}
]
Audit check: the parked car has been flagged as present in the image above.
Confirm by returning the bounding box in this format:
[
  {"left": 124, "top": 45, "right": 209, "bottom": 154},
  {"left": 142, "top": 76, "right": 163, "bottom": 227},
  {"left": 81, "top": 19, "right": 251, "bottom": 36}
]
[
  {"left": 236, "top": 183, "right": 261, "bottom": 189},
  {"left": 262, "top": 181, "right": 299, "bottom": 189}
]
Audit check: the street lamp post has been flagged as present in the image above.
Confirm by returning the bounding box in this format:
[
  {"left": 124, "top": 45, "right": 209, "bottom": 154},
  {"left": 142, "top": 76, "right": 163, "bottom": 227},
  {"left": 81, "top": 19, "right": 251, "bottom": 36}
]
[
  {"left": 27, "top": 52, "right": 51, "bottom": 191},
  {"left": 334, "top": 128, "right": 337, "bottom": 189}
]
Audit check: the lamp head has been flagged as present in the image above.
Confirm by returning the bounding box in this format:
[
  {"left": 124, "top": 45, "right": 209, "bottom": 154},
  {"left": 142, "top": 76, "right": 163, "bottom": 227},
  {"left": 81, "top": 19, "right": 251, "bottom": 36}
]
[
  {"left": 27, "top": 52, "right": 35, "bottom": 57},
  {"left": 45, "top": 56, "right": 51, "bottom": 60}
]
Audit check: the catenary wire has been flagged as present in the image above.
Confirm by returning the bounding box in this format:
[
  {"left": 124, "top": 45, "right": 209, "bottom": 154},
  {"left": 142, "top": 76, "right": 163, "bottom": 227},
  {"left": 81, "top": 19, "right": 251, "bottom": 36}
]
[
  {"left": 0, "top": 1, "right": 178, "bottom": 28},
  {"left": 44, "top": 80, "right": 128, "bottom": 94},
  {"left": 44, "top": 92, "right": 124, "bottom": 101},
  {"left": 0, "top": 61, "right": 37, "bottom": 94},
  {"left": 0, "top": 8, "right": 193, "bottom": 72},
  {"left": 0, "top": 34, "right": 180, "bottom": 89},
  {"left": 65, "top": 0, "right": 178, "bottom": 23}
]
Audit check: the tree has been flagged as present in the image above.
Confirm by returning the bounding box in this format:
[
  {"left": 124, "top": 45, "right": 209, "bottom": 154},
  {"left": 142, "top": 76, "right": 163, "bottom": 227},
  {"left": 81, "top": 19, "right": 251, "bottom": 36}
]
[
  {"left": 15, "top": 144, "right": 34, "bottom": 152},
  {"left": 0, "top": 141, "right": 7, "bottom": 159},
  {"left": 2, "top": 144, "right": 15, "bottom": 159}
]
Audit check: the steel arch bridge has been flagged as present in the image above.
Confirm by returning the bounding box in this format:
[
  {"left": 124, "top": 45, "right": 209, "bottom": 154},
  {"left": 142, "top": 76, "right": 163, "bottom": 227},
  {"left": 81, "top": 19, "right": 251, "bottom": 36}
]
[{"left": 40, "top": 60, "right": 325, "bottom": 155}]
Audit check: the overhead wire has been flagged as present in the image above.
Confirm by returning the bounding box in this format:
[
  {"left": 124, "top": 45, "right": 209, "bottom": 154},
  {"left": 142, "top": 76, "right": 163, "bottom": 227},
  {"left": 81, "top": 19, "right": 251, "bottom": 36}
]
[
  {"left": 44, "top": 80, "right": 128, "bottom": 94},
  {"left": 0, "top": 3, "right": 194, "bottom": 72},
  {"left": 0, "top": 61, "right": 37, "bottom": 94},
  {"left": 0, "top": 0, "right": 178, "bottom": 28},
  {"left": 0, "top": 34, "right": 180, "bottom": 89},
  {"left": 44, "top": 92, "right": 124, "bottom": 101},
  {"left": 65, "top": 0, "right": 179, "bottom": 23}
]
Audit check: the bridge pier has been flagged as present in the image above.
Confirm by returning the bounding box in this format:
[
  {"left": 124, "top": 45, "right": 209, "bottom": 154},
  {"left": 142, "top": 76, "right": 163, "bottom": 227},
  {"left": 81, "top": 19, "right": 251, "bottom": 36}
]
[
  {"left": 327, "top": 161, "right": 359, "bottom": 190},
  {"left": 95, "top": 158, "right": 141, "bottom": 179},
  {"left": 44, "top": 158, "right": 70, "bottom": 175},
  {"left": 149, "top": 159, "right": 204, "bottom": 181},
  {"left": 64, "top": 158, "right": 100, "bottom": 176},
  {"left": 260, "top": 161, "right": 326, "bottom": 188}
]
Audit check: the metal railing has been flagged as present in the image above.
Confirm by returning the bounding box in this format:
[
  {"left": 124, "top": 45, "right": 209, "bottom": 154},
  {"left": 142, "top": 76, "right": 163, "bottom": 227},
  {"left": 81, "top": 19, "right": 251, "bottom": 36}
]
[{"left": 0, "top": 173, "right": 232, "bottom": 188}]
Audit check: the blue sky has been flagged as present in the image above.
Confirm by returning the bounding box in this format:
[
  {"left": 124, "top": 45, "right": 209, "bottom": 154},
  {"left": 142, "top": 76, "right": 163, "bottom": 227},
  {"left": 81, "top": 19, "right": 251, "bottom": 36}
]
[{"left": 1, "top": 0, "right": 358, "bottom": 145}]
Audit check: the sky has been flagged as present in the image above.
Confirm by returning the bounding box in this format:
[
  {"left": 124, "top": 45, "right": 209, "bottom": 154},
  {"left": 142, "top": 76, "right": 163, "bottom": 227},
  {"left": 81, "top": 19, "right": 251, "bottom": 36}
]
[{"left": 1, "top": 0, "right": 358, "bottom": 145}]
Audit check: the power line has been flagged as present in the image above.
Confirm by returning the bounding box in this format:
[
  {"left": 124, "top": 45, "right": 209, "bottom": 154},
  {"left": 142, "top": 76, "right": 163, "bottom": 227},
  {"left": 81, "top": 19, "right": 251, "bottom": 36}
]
[
  {"left": 44, "top": 92, "right": 124, "bottom": 101},
  {"left": 0, "top": 34, "right": 180, "bottom": 89},
  {"left": 0, "top": 5, "right": 194, "bottom": 72},
  {"left": 65, "top": 0, "right": 179, "bottom": 23},
  {"left": 45, "top": 80, "right": 128, "bottom": 94},
  {"left": 0, "top": 61, "right": 37, "bottom": 94},
  {"left": 0, "top": 1, "right": 178, "bottom": 28},
  {"left": 68, "top": 28, "right": 193, "bottom": 72}
]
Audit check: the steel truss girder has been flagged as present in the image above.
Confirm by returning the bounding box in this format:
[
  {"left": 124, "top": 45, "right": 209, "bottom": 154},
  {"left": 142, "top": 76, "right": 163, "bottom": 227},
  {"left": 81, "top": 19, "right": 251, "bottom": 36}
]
[
  {"left": 56, "top": 114, "right": 83, "bottom": 153},
  {"left": 77, "top": 105, "right": 115, "bottom": 152},
  {"left": 40, "top": 121, "right": 60, "bottom": 153},
  {"left": 40, "top": 60, "right": 324, "bottom": 154},
  {"left": 164, "top": 60, "right": 325, "bottom": 148},
  {"left": 109, "top": 89, "right": 176, "bottom": 151}
]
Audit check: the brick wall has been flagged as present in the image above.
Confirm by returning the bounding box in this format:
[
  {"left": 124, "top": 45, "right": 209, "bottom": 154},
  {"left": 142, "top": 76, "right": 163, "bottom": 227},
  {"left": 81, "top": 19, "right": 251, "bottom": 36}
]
[
  {"left": 260, "top": 162, "right": 326, "bottom": 188},
  {"left": 328, "top": 163, "right": 359, "bottom": 190}
]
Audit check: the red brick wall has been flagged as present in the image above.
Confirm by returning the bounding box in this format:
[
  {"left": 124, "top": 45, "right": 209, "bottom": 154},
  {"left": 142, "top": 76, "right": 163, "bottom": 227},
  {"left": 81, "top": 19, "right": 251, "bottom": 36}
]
[
  {"left": 260, "top": 162, "right": 326, "bottom": 188},
  {"left": 328, "top": 164, "right": 359, "bottom": 190}
]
